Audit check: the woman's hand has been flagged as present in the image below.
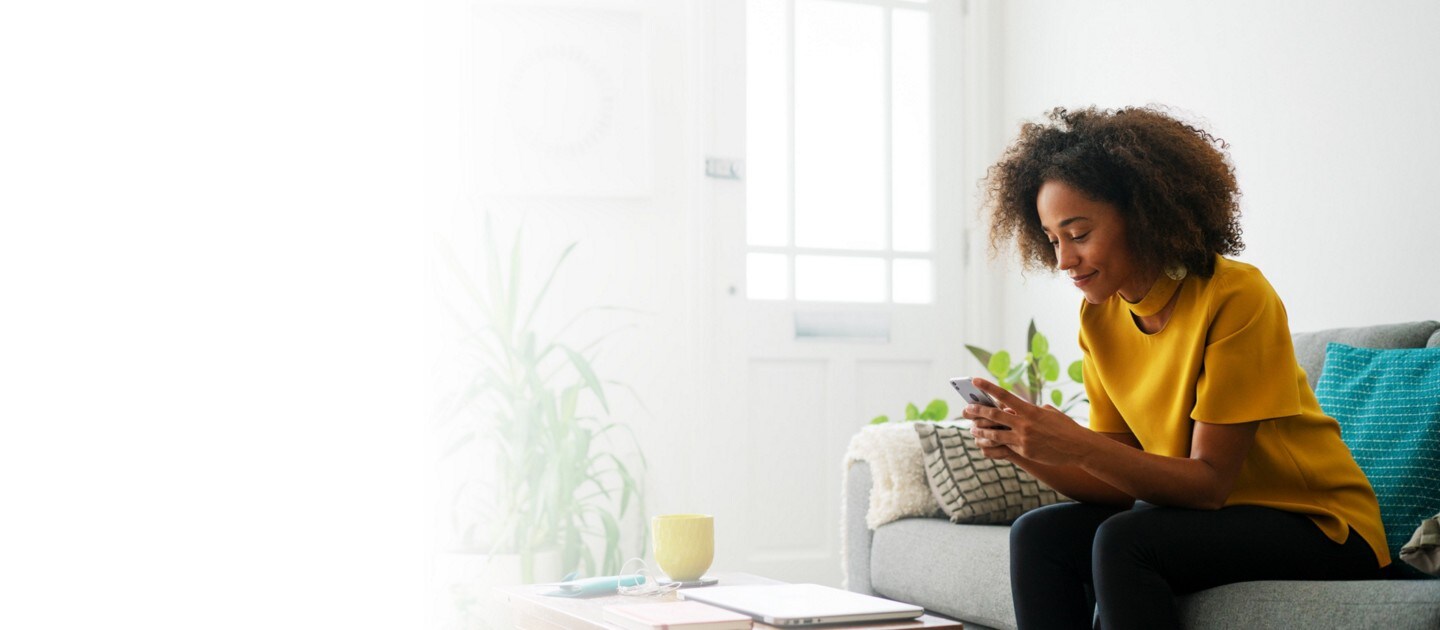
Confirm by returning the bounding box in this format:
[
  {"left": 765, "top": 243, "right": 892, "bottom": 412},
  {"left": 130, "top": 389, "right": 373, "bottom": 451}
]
[
  {"left": 963, "top": 413, "right": 1019, "bottom": 460},
  {"left": 961, "top": 378, "right": 1098, "bottom": 467}
]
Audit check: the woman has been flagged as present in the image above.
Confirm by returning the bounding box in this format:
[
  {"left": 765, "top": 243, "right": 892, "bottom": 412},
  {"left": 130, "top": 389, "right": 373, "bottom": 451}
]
[{"left": 965, "top": 106, "right": 1388, "bottom": 629}]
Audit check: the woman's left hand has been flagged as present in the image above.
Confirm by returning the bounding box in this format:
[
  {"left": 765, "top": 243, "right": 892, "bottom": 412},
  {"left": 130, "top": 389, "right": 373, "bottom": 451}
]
[{"left": 966, "top": 378, "right": 1097, "bottom": 467}]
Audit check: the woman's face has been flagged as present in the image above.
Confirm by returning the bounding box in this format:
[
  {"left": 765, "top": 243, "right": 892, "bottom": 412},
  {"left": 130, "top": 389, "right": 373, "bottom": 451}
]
[{"left": 1035, "top": 180, "right": 1153, "bottom": 304}]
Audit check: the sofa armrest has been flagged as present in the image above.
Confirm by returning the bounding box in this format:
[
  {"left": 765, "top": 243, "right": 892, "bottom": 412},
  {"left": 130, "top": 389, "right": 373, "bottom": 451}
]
[{"left": 844, "top": 460, "right": 875, "bottom": 595}]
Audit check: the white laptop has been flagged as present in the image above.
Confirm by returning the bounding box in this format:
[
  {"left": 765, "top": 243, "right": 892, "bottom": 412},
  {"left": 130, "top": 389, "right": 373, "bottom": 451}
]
[{"left": 679, "top": 583, "right": 924, "bottom": 626}]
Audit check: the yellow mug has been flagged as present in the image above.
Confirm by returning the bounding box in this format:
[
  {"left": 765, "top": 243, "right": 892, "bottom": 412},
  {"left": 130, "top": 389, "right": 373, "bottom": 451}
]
[{"left": 652, "top": 514, "right": 714, "bottom": 582}]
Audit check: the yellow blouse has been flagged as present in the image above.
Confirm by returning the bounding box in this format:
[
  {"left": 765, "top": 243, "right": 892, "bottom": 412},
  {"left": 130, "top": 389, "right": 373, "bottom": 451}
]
[{"left": 1079, "top": 256, "right": 1389, "bottom": 566}]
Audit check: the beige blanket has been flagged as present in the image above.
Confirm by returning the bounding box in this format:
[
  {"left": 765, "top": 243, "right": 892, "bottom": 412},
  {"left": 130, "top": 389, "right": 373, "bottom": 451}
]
[
  {"left": 843, "top": 423, "right": 939, "bottom": 529},
  {"left": 840, "top": 423, "right": 940, "bottom": 590}
]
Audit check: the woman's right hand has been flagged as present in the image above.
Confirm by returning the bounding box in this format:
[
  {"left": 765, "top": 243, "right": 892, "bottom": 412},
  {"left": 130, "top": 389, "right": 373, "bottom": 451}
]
[{"left": 963, "top": 411, "right": 1017, "bottom": 461}]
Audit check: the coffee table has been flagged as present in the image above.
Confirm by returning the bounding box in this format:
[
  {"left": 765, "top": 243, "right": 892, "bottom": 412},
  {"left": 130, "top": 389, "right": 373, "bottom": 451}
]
[{"left": 494, "top": 571, "right": 962, "bottom": 629}]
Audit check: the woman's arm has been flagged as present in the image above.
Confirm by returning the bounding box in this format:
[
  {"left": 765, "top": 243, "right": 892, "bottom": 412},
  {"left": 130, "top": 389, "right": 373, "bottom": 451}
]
[
  {"left": 1079, "top": 420, "right": 1257, "bottom": 510},
  {"left": 967, "top": 379, "right": 1260, "bottom": 510}
]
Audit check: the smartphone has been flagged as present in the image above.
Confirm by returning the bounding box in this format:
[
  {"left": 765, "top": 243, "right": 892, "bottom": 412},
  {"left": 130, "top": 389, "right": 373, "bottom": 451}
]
[{"left": 949, "top": 377, "right": 999, "bottom": 408}]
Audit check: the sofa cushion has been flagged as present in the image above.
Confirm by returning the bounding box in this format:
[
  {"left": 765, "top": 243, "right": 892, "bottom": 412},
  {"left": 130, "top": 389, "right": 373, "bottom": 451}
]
[
  {"left": 1315, "top": 343, "right": 1440, "bottom": 564},
  {"left": 1430, "top": 328, "right": 1440, "bottom": 348},
  {"left": 870, "top": 518, "right": 1016, "bottom": 630},
  {"left": 1177, "top": 579, "right": 1440, "bottom": 629},
  {"left": 914, "top": 422, "right": 1069, "bottom": 525},
  {"left": 1291, "top": 321, "right": 1440, "bottom": 390}
]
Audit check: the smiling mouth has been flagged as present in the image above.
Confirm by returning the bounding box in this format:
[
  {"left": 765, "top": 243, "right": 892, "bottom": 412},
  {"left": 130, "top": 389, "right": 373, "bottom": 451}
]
[{"left": 1071, "top": 271, "right": 1097, "bottom": 287}]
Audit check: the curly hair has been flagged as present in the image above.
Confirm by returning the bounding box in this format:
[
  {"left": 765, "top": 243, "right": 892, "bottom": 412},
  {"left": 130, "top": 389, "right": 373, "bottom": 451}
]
[{"left": 982, "top": 106, "right": 1244, "bottom": 278}]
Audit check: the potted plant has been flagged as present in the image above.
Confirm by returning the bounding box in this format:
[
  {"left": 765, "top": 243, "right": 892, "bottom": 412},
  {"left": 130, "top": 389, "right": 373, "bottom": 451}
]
[
  {"left": 965, "top": 319, "right": 1087, "bottom": 415},
  {"left": 434, "top": 218, "right": 647, "bottom": 625},
  {"left": 869, "top": 319, "right": 1087, "bottom": 425}
]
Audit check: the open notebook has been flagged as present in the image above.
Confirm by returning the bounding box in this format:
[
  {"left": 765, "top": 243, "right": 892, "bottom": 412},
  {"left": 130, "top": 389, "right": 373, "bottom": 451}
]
[{"left": 680, "top": 583, "right": 924, "bottom": 626}]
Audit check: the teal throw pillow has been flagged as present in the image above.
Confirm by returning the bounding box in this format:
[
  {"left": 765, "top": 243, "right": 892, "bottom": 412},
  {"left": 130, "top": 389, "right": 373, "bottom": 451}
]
[{"left": 1315, "top": 342, "right": 1440, "bottom": 562}]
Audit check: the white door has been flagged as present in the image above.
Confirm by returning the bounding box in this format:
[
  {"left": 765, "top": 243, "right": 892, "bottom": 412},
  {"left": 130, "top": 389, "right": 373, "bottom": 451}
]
[{"left": 693, "top": 0, "right": 972, "bottom": 586}]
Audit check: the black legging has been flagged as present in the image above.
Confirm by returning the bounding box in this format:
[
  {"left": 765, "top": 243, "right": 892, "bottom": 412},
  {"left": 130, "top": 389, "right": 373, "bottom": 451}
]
[{"left": 1009, "top": 501, "right": 1380, "bottom": 629}]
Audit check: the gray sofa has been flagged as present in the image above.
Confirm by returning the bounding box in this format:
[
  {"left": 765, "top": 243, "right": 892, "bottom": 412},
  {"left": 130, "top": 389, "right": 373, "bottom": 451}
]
[{"left": 844, "top": 321, "right": 1440, "bottom": 629}]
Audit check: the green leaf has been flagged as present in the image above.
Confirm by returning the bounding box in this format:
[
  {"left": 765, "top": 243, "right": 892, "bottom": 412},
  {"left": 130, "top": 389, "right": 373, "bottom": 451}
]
[
  {"left": 1031, "top": 332, "right": 1049, "bottom": 357},
  {"left": 596, "top": 509, "right": 623, "bottom": 575},
  {"left": 1068, "top": 360, "right": 1084, "bottom": 383},
  {"left": 905, "top": 403, "right": 920, "bottom": 420},
  {"left": 560, "top": 384, "right": 579, "bottom": 423},
  {"left": 1051, "top": 389, "right": 1063, "bottom": 407},
  {"left": 870, "top": 415, "right": 890, "bottom": 425},
  {"left": 1027, "top": 319, "right": 1038, "bottom": 349},
  {"left": 605, "top": 453, "right": 637, "bottom": 517},
  {"left": 573, "top": 526, "right": 594, "bottom": 578},
  {"left": 965, "top": 345, "right": 994, "bottom": 371},
  {"left": 1025, "top": 353, "right": 1041, "bottom": 399},
  {"left": 1040, "top": 355, "right": 1060, "bottom": 382},
  {"left": 987, "top": 351, "right": 1011, "bottom": 379},
  {"left": 562, "top": 345, "right": 610, "bottom": 413},
  {"left": 1061, "top": 397, "right": 1089, "bottom": 414},
  {"left": 574, "top": 429, "right": 597, "bottom": 474},
  {"left": 1006, "top": 362, "right": 1028, "bottom": 383},
  {"left": 922, "top": 399, "right": 948, "bottom": 421},
  {"left": 1012, "top": 380, "right": 1031, "bottom": 401},
  {"left": 505, "top": 225, "right": 523, "bottom": 338}
]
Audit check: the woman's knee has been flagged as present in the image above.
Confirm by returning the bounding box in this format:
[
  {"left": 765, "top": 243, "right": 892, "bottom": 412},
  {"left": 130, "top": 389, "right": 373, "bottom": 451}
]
[
  {"left": 1012, "top": 502, "right": 1113, "bottom": 558},
  {"left": 1012, "top": 503, "right": 1072, "bottom": 546},
  {"left": 1011, "top": 504, "right": 1068, "bottom": 566},
  {"left": 1091, "top": 506, "right": 1171, "bottom": 566}
]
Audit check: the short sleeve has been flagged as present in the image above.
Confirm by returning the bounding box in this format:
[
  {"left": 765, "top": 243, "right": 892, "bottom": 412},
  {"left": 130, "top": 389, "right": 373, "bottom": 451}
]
[
  {"left": 1080, "top": 332, "right": 1129, "bottom": 433},
  {"left": 1192, "top": 270, "right": 1304, "bottom": 424}
]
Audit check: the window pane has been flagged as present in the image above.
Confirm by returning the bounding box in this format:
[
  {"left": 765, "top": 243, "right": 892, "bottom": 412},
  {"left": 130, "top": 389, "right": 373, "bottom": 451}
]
[
  {"left": 892, "top": 9, "right": 931, "bottom": 253},
  {"left": 746, "top": 0, "right": 789, "bottom": 247},
  {"left": 893, "top": 258, "right": 932, "bottom": 304},
  {"left": 794, "top": 0, "right": 886, "bottom": 251},
  {"left": 795, "top": 255, "right": 885, "bottom": 302},
  {"left": 747, "top": 253, "right": 789, "bottom": 300}
]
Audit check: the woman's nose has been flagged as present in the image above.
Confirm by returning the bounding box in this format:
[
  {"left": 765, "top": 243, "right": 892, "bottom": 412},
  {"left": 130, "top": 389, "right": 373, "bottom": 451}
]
[{"left": 1055, "top": 241, "right": 1078, "bottom": 270}]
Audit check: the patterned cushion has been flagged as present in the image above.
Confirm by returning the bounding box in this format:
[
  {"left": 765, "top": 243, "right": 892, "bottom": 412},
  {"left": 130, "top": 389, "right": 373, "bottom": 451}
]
[
  {"left": 914, "top": 422, "right": 1069, "bottom": 524},
  {"left": 1315, "top": 343, "right": 1440, "bottom": 562}
]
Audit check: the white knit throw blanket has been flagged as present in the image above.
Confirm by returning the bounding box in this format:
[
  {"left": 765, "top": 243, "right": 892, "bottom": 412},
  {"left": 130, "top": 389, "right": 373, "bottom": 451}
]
[
  {"left": 843, "top": 423, "right": 939, "bottom": 529},
  {"left": 840, "top": 424, "right": 939, "bottom": 589}
]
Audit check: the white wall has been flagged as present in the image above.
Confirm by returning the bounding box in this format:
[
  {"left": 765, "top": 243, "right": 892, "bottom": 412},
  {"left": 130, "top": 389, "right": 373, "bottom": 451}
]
[{"left": 990, "top": 0, "right": 1440, "bottom": 366}]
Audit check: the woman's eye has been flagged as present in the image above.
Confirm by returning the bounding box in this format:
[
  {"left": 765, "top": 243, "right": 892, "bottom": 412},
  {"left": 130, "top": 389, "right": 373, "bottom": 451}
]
[{"left": 1072, "top": 232, "right": 1090, "bottom": 242}]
